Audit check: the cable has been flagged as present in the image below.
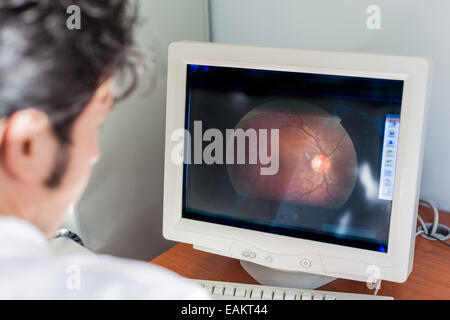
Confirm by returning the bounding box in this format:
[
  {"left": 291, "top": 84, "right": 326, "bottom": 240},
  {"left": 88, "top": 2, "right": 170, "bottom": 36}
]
[
  {"left": 426, "top": 234, "right": 450, "bottom": 247},
  {"left": 419, "top": 199, "right": 439, "bottom": 235},
  {"left": 54, "top": 228, "right": 85, "bottom": 247},
  {"left": 373, "top": 279, "right": 382, "bottom": 296},
  {"left": 416, "top": 199, "right": 450, "bottom": 248},
  {"left": 416, "top": 215, "right": 428, "bottom": 236}
]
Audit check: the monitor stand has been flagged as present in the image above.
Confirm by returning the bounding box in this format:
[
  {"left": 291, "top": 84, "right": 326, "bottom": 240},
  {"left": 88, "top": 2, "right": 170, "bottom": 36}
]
[{"left": 240, "top": 260, "right": 336, "bottom": 290}]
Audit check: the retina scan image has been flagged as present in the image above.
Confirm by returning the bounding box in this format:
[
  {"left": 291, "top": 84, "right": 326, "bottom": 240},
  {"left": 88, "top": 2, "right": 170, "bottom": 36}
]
[{"left": 227, "top": 100, "right": 358, "bottom": 210}]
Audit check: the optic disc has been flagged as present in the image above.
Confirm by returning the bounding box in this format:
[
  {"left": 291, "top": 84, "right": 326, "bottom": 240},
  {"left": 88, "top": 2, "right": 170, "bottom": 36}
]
[{"left": 311, "top": 154, "right": 331, "bottom": 174}]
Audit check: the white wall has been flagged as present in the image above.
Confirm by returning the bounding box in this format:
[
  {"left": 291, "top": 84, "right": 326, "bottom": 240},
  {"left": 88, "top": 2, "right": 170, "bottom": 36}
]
[
  {"left": 210, "top": 0, "right": 450, "bottom": 212},
  {"left": 75, "top": 0, "right": 210, "bottom": 260}
]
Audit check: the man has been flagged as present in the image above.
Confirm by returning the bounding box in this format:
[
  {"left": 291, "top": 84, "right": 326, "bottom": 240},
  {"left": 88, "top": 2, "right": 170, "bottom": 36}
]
[{"left": 0, "top": 0, "right": 208, "bottom": 299}]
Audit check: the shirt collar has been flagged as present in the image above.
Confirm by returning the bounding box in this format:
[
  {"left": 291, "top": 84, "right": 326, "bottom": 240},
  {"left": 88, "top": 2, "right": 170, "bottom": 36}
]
[{"left": 0, "top": 216, "right": 51, "bottom": 258}]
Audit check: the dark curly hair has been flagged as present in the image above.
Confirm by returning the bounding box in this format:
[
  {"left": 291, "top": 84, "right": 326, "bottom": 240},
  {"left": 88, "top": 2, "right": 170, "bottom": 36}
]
[{"left": 0, "top": 0, "right": 139, "bottom": 144}]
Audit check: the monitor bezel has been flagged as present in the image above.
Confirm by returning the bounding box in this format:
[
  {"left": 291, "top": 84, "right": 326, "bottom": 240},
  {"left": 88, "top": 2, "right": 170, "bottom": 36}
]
[{"left": 163, "top": 41, "right": 430, "bottom": 283}]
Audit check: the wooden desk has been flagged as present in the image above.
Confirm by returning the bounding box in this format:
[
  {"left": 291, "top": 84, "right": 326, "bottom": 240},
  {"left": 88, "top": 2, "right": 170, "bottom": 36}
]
[{"left": 151, "top": 206, "right": 450, "bottom": 300}]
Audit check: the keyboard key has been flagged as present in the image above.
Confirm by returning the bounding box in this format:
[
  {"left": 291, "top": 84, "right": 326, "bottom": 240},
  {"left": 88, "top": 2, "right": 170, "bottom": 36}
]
[
  {"left": 284, "top": 291, "right": 296, "bottom": 300},
  {"left": 301, "top": 292, "right": 312, "bottom": 300},
  {"left": 325, "top": 294, "right": 337, "bottom": 300},
  {"left": 204, "top": 285, "right": 213, "bottom": 295},
  {"left": 235, "top": 287, "right": 246, "bottom": 298},
  {"left": 313, "top": 293, "right": 323, "bottom": 300},
  {"left": 262, "top": 290, "right": 273, "bottom": 300},
  {"left": 273, "top": 290, "right": 284, "bottom": 300},
  {"left": 223, "top": 286, "right": 235, "bottom": 296},
  {"left": 251, "top": 289, "right": 262, "bottom": 299},
  {"left": 213, "top": 285, "right": 224, "bottom": 295}
]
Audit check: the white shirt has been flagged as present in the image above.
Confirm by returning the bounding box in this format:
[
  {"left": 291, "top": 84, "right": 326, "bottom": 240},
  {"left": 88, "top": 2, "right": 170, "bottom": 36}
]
[{"left": 0, "top": 217, "right": 209, "bottom": 299}]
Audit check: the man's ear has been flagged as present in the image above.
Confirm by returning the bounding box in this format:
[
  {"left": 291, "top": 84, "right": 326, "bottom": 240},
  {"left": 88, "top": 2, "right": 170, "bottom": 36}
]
[
  {"left": 1, "top": 108, "right": 57, "bottom": 184},
  {"left": 0, "top": 118, "right": 5, "bottom": 146}
]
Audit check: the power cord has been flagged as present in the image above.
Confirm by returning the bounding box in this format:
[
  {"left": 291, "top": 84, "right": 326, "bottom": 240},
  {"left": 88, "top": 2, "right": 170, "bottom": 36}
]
[
  {"left": 54, "top": 228, "right": 85, "bottom": 247},
  {"left": 416, "top": 199, "right": 450, "bottom": 248},
  {"left": 373, "top": 279, "right": 382, "bottom": 296},
  {"left": 373, "top": 200, "right": 449, "bottom": 296}
]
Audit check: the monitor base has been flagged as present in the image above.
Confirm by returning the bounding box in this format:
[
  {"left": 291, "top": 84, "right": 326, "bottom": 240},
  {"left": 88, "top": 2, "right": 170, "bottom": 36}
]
[{"left": 240, "top": 260, "right": 336, "bottom": 290}]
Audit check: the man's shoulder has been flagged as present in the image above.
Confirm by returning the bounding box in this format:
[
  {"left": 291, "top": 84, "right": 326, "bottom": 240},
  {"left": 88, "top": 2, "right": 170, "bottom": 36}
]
[
  {"left": 56, "top": 253, "right": 210, "bottom": 299},
  {"left": 0, "top": 253, "right": 209, "bottom": 299}
]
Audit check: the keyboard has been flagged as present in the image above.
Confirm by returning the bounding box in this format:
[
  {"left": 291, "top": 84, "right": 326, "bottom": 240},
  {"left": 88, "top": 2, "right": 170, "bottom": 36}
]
[{"left": 195, "top": 279, "right": 393, "bottom": 300}]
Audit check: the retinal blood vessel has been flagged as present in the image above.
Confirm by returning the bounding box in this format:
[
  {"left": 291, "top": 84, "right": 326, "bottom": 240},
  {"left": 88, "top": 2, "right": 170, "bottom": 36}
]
[{"left": 226, "top": 100, "right": 358, "bottom": 210}]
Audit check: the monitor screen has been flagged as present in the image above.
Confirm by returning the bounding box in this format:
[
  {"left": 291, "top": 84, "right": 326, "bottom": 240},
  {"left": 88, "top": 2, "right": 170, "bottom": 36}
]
[{"left": 182, "top": 64, "right": 404, "bottom": 252}]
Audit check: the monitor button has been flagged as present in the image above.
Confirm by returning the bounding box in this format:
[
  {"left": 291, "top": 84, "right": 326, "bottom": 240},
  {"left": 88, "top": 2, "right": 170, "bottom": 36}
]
[
  {"left": 265, "top": 256, "right": 273, "bottom": 263},
  {"left": 300, "top": 258, "right": 312, "bottom": 268},
  {"left": 242, "top": 250, "right": 256, "bottom": 258}
]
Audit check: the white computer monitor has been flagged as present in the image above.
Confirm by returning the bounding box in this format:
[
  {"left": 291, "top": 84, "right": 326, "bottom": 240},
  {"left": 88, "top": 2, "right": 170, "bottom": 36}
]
[{"left": 163, "top": 41, "right": 430, "bottom": 287}]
